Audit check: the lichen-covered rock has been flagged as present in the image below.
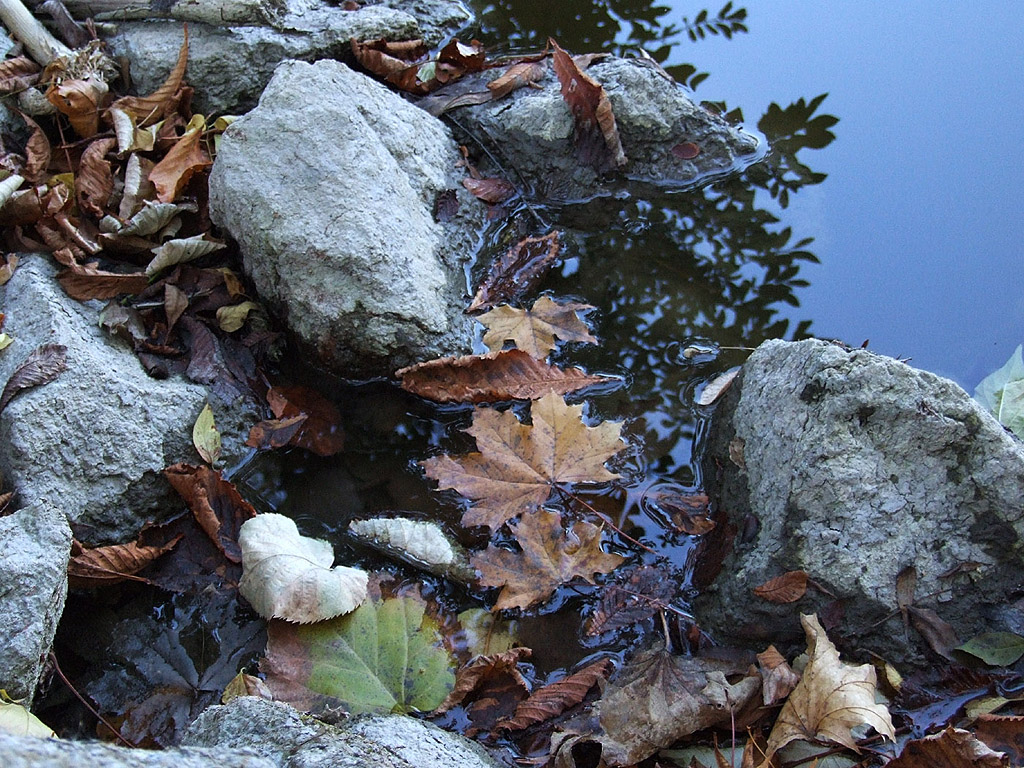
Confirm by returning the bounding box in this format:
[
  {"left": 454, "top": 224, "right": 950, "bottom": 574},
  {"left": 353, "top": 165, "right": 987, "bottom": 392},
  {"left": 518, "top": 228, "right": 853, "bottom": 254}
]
[
  {"left": 97, "top": 0, "right": 473, "bottom": 115},
  {"left": 437, "top": 56, "right": 762, "bottom": 202},
  {"left": 209, "top": 59, "right": 485, "bottom": 377},
  {"left": 0, "top": 502, "right": 71, "bottom": 701},
  {"left": 698, "top": 339, "right": 1024, "bottom": 667}
]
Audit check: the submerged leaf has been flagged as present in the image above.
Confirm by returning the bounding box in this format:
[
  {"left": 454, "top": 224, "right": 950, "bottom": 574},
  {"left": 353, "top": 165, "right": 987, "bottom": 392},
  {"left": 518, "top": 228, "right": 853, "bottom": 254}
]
[
  {"left": 0, "top": 343, "right": 67, "bottom": 414},
  {"left": 468, "top": 230, "right": 562, "bottom": 313},
  {"left": 478, "top": 296, "right": 597, "bottom": 358},
  {"left": 586, "top": 564, "right": 679, "bottom": 636},
  {"left": 238, "top": 513, "right": 368, "bottom": 624},
  {"left": 265, "top": 385, "right": 344, "bottom": 457}
]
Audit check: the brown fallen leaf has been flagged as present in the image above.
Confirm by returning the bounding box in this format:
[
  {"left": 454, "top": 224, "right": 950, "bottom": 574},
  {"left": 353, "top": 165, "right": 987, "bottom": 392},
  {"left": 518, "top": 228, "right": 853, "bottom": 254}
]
[
  {"left": 550, "top": 38, "right": 626, "bottom": 172},
  {"left": 57, "top": 262, "right": 149, "bottom": 300},
  {"left": 76, "top": 137, "right": 117, "bottom": 217},
  {"left": 163, "top": 463, "right": 257, "bottom": 563},
  {"left": 462, "top": 176, "right": 516, "bottom": 204},
  {"left": 896, "top": 565, "right": 917, "bottom": 627},
  {"left": 753, "top": 570, "right": 809, "bottom": 604},
  {"left": 974, "top": 714, "right": 1024, "bottom": 764},
  {"left": 495, "top": 657, "right": 612, "bottom": 730},
  {"left": 422, "top": 391, "right": 624, "bottom": 531},
  {"left": 0, "top": 56, "right": 40, "bottom": 95},
  {"left": 672, "top": 141, "right": 701, "bottom": 160},
  {"left": 265, "top": 385, "right": 344, "bottom": 457},
  {"left": 487, "top": 61, "right": 546, "bottom": 100},
  {"left": 478, "top": 296, "right": 597, "bottom": 359},
  {"left": 467, "top": 230, "right": 561, "bottom": 314},
  {"left": 351, "top": 38, "right": 430, "bottom": 92},
  {"left": 697, "top": 368, "right": 740, "bottom": 406},
  {"left": 887, "top": 726, "right": 1008, "bottom": 767},
  {"left": 46, "top": 76, "right": 107, "bottom": 138},
  {"left": 111, "top": 27, "right": 189, "bottom": 125},
  {"left": 473, "top": 508, "right": 624, "bottom": 611},
  {"left": 756, "top": 645, "right": 801, "bottom": 706},
  {"left": 436, "top": 646, "right": 532, "bottom": 714},
  {"left": 586, "top": 564, "right": 679, "bottom": 636},
  {"left": 149, "top": 118, "right": 211, "bottom": 203},
  {"left": 907, "top": 605, "right": 960, "bottom": 660},
  {"left": 0, "top": 343, "right": 67, "bottom": 414},
  {"left": 0, "top": 254, "right": 18, "bottom": 286},
  {"left": 396, "top": 349, "right": 614, "bottom": 404},
  {"left": 757, "top": 614, "right": 895, "bottom": 767},
  {"left": 68, "top": 534, "right": 182, "bottom": 589},
  {"left": 643, "top": 487, "right": 715, "bottom": 535},
  {"left": 19, "top": 112, "right": 50, "bottom": 184},
  {"left": 246, "top": 414, "right": 309, "bottom": 451}
]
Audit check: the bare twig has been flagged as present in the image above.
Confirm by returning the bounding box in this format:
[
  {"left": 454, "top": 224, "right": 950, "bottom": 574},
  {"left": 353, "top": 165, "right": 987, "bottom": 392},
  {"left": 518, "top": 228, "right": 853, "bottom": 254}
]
[{"left": 0, "top": 0, "right": 72, "bottom": 66}]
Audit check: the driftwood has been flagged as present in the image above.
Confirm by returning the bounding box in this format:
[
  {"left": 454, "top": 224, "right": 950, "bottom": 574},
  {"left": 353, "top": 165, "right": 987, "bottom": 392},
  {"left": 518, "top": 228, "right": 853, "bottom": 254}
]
[
  {"left": 41, "top": 0, "right": 283, "bottom": 25},
  {"left": 0, "top": 0, "right": 71, "bottom": 64}
]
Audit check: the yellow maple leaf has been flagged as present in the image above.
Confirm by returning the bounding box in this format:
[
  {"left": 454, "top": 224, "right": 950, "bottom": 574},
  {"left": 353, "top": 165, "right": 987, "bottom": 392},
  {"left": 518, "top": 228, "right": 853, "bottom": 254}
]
[{"left": 478, "top": 296, "right": 598, "bottom": 358}]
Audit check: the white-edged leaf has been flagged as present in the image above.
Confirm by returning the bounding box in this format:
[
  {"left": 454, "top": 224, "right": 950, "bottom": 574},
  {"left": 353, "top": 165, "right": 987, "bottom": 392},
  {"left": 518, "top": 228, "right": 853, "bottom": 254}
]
[
  {"left": 349, "top": 518, "right": 455, "bottom": 567},
  {"left": 0, "top": 174, "right": 25, "bottom": 209},
  {"left": 110, "top": 107, "right": 134, "bottom": 153},
  {"left": 146, "top": 234, "right": 226, "bottom": 277},
  {"left": 239, "top": 513, "right": 368, "bottom": 624}
]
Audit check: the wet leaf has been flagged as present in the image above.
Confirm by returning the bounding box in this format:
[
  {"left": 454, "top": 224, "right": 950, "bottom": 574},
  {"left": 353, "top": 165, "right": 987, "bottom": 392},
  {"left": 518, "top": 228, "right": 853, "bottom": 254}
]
[
  {"left": 163, "top": 463, "right": 257, "bottom": 563},
  {"left": 148, "top": 116, "right": 212, "bottom": 203},
  {"left": 478, "top": 296, "right": 597, "bottom": 358},
  {"left": 76, "top": 137, "right": 117, "bottom": 216},
  {"left": 111, "top": 27, "right": 189, "bottom": 125},
  {"left": 758, "top": 614, "right": 895, "bottom": 767},
  {"left": 262, "top": 592, "right": 456, "bottom": 715},
  {"left": 146, "top": 234, "right": 226, "bottom": 277},
  {"left": 245, "top": 414, "right": 308, "bottom": 451},
  {"left": 472, "top": 508, "right": 625, "bottom": 611},
  {"left": 238, "top": 513, "right": 368, "bottom": 623},
  {"left": 57, "top": 262, "right": 149, "bottom": 300},
  {"left": 455, "top": 608, "right": 520, "bottom": 657},
  {"left": 974, "top": 344, "right": 1024, "bottom": 439},
  {"left": 348, "top": 517, "right": 456, "bottom": 571},
  {"left": 887, "top": 726, "right": 1008, "bottom": 767},
  {"left": 216, "top": 300, "right": 259, "bottom": 332},
  {"left": 974, "top": 714, "right": 1024, "bottom": 764},
  {"left": 265, "top": 385, "right": 344, "bottom": 457},
  {"left": 697, "top": 368, "right": 740, "bottom": 406},
  {"left": 191, "top": 403, "right": 221, "bottom": 466},
  {"left": 550, "top": 38, "right": 627, "bottom": 171},
  {"left": 757, "top": 645, "right": 801, "bottom": 706},
  {"left": 753, "top": 571, "right": 809, "bottom": 604},
  {"left": 496, "top": 657, "right": 612, "bottom": 730},
  {"left": 0, "top": 343, "right": 67, "bottom": 414},
  {"left": 956, "top": 632, "right": 1024, "bottom": 667},
  {"left": 586, "top": 564, "right": 679, "bottom": 636},
  {"left": 644, "top": 488, "right": 715, "bottom": 535},
  {"left": 672, "top": 141, "right": 701, "bottom": 159},
  {"left": 67, "top": 535, "right": 182, "bottom": 589},
  {"left": 397, "top": 349, "right": 614, "bottom": 404},
  {"left": 462, "top": 176, "right": 516, "bottom": 204},
  {"left": 0, "top": 701, "right": 55, "bottom": 737},
  {"left": 487, "top": 61, "right": 546, "bottom": 100},
  {"left": 47, "top": 76, "right": 107, "bottom": 137},
  {"left": 437, "top": 646, "right": 532, "bottom": 714},
  {"left": 422, "top": 391, "right": 624, "bottom": 531},
  {"left": 468, "top": 230, "right": 562, "bottom": 313}
]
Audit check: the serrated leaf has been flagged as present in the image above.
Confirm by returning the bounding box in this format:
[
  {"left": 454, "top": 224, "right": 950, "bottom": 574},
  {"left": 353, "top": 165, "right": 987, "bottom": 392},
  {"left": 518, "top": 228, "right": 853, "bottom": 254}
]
[
  {"left": 68, "top": 534, "right": 182, "bottom": 589},
  {"left": 0, "top": 343, "right": 67, "bottom": 414},
  {"left": 478, "top": 296, "right": 597, "bottom": 358},
  {"left": 887, "top": 726, "right": 1007, "bottom": 767},
  {"left": 349, "top": 518, "right": 455, "bottom": 569},
  {"left": 192, "top": 402, "right": 221, "bottom": 465},
  {"left": 262, "top": 592, "right": 456, "bottom": 714},
  {"left": 956, "top": 632, "right": 1024, "bottom": 667},
  {"left": 146, "top": 234, "right": 226, "bottom": 277},
  {"left": 586, "top": 564, "right": 678, "bottom": 635},
  {"left": 495, "top": 657, "right": 612, "bottom": 730},
  {"left": 753, "top": 570, "right": 809, "bottom": 603},
  {"left": 239, "top": 513, "right": 368, "bottom": 624}
]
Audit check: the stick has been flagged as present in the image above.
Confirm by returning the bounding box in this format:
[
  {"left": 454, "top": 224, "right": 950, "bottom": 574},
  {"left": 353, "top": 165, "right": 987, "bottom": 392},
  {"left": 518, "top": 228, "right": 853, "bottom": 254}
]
[{"left": 0, "top": 0, "right": 72, "bottom": 65}]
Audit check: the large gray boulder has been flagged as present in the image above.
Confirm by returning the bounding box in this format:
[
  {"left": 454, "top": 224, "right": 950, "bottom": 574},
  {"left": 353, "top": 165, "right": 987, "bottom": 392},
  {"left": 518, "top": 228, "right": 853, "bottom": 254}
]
[
  {"left": 0, "top": 257, "right": 256, "bottom": 544},
  {"left": 210, "top": 59, "right": 485, "bottom": 377},
  {"left": 697, "top": 339, "right": 1024, "bottom": 668},
  {"left": 434, "top": 56, "right": 762, "bottom": 202},
  {"left": 182, "top": 696, "right": 504, "bottom": 768},
  {"left": 0, "top": 733, "right": 273, "bottom": 768},
  {"left": 95, "top": 0, "right": 473, "bottom": 115},
  {"left": 0, "top": 502, "right": 71, "bottom": 701}
]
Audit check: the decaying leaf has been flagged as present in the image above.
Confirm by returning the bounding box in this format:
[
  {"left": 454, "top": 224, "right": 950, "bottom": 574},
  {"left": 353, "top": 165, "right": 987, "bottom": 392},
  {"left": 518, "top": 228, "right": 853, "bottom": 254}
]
[
  {"left": 672, "top": 141, "right": 701, "bottom": 160},
  {"left": 643, "top": 487, "right": 715, "bottom": 535},
  {"left": 163, "top": 463, "right": 257, "bottom": 563},
  {"left": 146, "top": 234, "right": 225, "bottom": 277},
  {"left": 397, "top": 349, "right": 614, "bottom": 404},
  {"left": 192, "top": 402, "right": 221, "bottom": 465},
  {"left": 348, "top": 517, "right": 455, "bottom": 569},
  {"left": 221, "top": 671, "right": 273, "bottom": 705},
  {"left": 496, "top": 657, "right": 613, "bottom": 731},
  {"left": 758, "top": 614, "right": 895, "bottom": 767},
  {"left": 586, "top": 564, "right": 679, "bottom": 636},
  {"left": 757, "top": 645, "right": 801, "bottom": 706},
  {"left": 887, "top": 726, "right": 1008, "bottom": 767},
  {"left": 0, "top": 255, "right": 19, "bottom": 286},
  {"left": 111, "top": 28, "right": 189, "bottom": 125},
  {"left": 455, "top": 608, "right": 520, "bottom": 658},
  {"left": 462, "top": 176, "right": 516, "bottom": 204},
  {"left": 437, "top": 646, "right": 532, "bottom": 714},
  {"left": 57, "top": 262, "right": 149, "bottom": 300},
  {"left": 478, "top": 296, "right": 597, "bottom": 358},
  {"left": 907, "top": 605, "right": 960, "bottom": 660},
  {"left": 697, "top": 368, "right": 740, "bottom": 406},
  {"left": 47, "top": 75, "right": 108, "bottom": 137},
  {"left": 20, "top": 112, "right": 50, "bottom": 184},
  {"left": 68, "top": 535, "right": 182, "bottom": 589},
  {"left": 238, "top": 513, "right": 368, "bottom": 623},
  {"left": 472, "top": 508, "right": 625, "bottom": 611},
  {"left": 974, "top": 714, "right": 1024, "bottom": 764},
  {"left": 753, "top": 571, "right": 809, "bottom": 604},
  {"left": 550, "top": 39, "right": 626, "bottom": 171},
  {"left": 246, "top": 414, "right": 308, "bottom": 451},
  {"left": 468, "top": 230, "right": 562, "bottom": 313},
  {"left": 422, "top": 391, "right": 624, "bottom": 530},
  {"left": 262, "top": 591, "right": 456, "bottom": 715},
  {"left": 0, "top": 343, "right": 67, "bottom": 414},
  {"left": 264, "top": 385, "right": 344, "bottom": 457},
  {"left": 76, "top": 138, "right": 117, "bottom": 217}
]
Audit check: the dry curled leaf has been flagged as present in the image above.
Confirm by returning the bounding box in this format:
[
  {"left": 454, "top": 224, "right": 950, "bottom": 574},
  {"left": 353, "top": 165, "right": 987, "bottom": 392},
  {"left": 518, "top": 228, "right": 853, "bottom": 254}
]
[
  {"left": 148, "top": 118, "right": 212, "bottom": 203},
  {"left": 0, "top": 343, "right": 67, "bottom": 413},
  {"left": 57, "top": 262, "right": 149, "bottom": 300},
  {"left": 697, "top": 368, "right": 739, "bottom": 406},
  {"left": 478, "top": 296, "right": 597, "bottom": 358},
  {"left": 757, "top": 645, "right": 801, "bottom": 706},
  {"left": 19, "top": 112, "right": 50, "bottom": 184},
  {"left": 265, "top": 385, "right": 344, "bottom": 457},
  {"left": 495, "top": 657, "right": 613, "bottom": 730},
  {"left": 436, "top": 646, "right": 532, "bottom": 714},
  {"left": 68, "top": 535, "right": 182, "bottom": 589},
  {"left": 887, "top": 726, "right": 1008, "bottom": 767},
  {"left": 753, "top": 570, "right": 809, "bottom": 604},
  {"left": 397, "top": 349, "right": 613, "bottom": 404},
  {"left": 111, "top": 27, "right": 189, "bottom": 125},
  {"left": 76, "top": 138, "right": 117, "bottom": 217},
  {"left": 422, "top": 391, "right": 623, "bottom": 531},
  {"left": 468, "top": 230, "right": 561, "bottom": 313},
  {"left": 472, "top": 508, "right": 625, "bottom": 611},
  {"left": 487, "top": 61, "right": 546, "bottom": 100},
  {"left": 47, "top": 76, "right": 107, "bottom": 138}
]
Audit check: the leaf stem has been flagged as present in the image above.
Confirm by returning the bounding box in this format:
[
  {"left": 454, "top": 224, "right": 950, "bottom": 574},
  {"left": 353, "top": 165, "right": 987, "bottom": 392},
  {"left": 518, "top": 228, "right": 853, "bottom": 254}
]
[
  {"left": 48, "top": 651, "right": 137, "bottom": 747},
  {"left": 560, "top": 489, "right": 658, "bottom": 555}
]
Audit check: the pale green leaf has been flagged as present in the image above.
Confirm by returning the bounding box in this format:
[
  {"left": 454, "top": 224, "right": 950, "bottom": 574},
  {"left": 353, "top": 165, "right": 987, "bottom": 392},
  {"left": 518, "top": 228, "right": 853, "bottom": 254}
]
[
  {"left": 146, "top": 234, "right": 226, "bottom": 277},
  {"left": 0, "top": 701, "right": 56, "bottom": 738},
  {"left": 975, "top": 345, "right": 1024, "bottom": 438},
  {"left": 192, "top": 403, "right": 221, "bottom": 465},
  {"left": 216, "top": 301, "right": 259, "bottom": 333}
]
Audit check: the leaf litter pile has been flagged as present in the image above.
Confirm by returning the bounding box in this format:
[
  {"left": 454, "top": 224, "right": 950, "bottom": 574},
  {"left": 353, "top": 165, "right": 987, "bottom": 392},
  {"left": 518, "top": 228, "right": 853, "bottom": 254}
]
[{"left": 2, "top": 13, "right": 1023, "bottom": 768}]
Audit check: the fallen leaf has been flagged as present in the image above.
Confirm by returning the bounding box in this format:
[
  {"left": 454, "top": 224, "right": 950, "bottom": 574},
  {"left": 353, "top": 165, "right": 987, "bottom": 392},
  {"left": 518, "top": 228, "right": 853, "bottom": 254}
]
[
  {"left": 262, "top": 591, "right": 456, "bottom": 715},
  {"left": 265, "top": 385, "right": 344, "bottom": 456},
  {"left": 462, "top": 176, "right": 516, "bottom": 204},
  {"left": 351, "top": 38, "right": 430, "bottom": 92},
  {"left": 57, "top": 262, "right": 149, "bottom": 300},
  {"left": 550, "top": 38, "right": 627, "bottom": 171},
  {"left": 433, "top": 188, "right": 460, "bottom": 221},
  {"left": 887, "top": 726, "right": 1008, "bottom": 767},
  {"left": 191, "top": 403, "right": 221, "bottom": 466},
  {"left": 221, "top": 672, "right": 273, "bottom": 704},
  {"left": 163, "top": 463, "right": 256, "bottom": 563},
  {"left": 111, "top": 27, "right": 189, "bottom": 125},
  {"left": 478, "top": 296, "right": 597, "bottom": 358},
  {"left": 146, "top": 234, "right": 226, "bottom": 277},
  {"left": 487, "top": 61, "right": 546, "bottom": 99},
  {"left": 908, "top": 605, "right": 960, "bottom": 660},
  {"left": 974, "top": 344, "right": 1024, "bottom": 440},
  {"left": 472, "top": 508, "right": 625, "bottom": 611},
  {"left": 467, "top": 230, "right": 562, "bottom": 313},
  {"left": 896, "top": 565, "right": 917, "bottom": 626},
  {"left": 643, "top": 487, "right": 715, "bottom": 535},
  {"left": 758, "top": 614, "right": 895, "bottom": 767},
  {"left": 164, "top": 283, "right": 189, "bottom": 331},
  {"left": 0, "top": 56, "right": 40, "bottom": 95},
  {"left": 0, "top": 343, "right": 67, "bottom": 414},
  {"left": 67, "top": 535, "right": 182, "bottom": 589},
  {"left": 19, "top": 112, "right": 50, "bottom": 184},
  {"left": 496, "top": 657, "right": 612, "bottom": 730},
  {"left": 348, "top": 517, "right": 456, "bottom": 570},
  {"left": 216, "top": 300, "right": 259, "bottom": 333},
  {"left": 245, "top": 414, "right": 308, "bottom": 451},
  {"left": 47, "top": 75, "right": 107, "bottom": 137},
  {"left": 119, "top": 201, "right": 187, "bottom": 237},
  {"left": 757, "top": 645, "right": 801, "bottom": 706},
  {"left": 956, "top": 632, "right": 1024, "bottom": 667},
  {"left": 0, "top": 254, "right": 18, "bottom": 286},
  {"left": 974, "top": 714, "right": 1024, "bottom": 764},
  {"left": 455, "top": 608, "right": 520, "bottom": 658},
  {"left": 0, "top": 701, "right": 56, "bottom": 738},
  {"left": 697, "top": 368, "right": 740, "bottom": 406},
  {"left": 76, "top": 137, "right": 117, "bottom": 217},
  {"left": 238, "top": 512, "right": 368, "bottom": 623},
  {"left": 672, "top": 142, "right": 701, "bottom": 159},
  {"left": 753, "top": 571, "right": 809, "bottom": 604},
  {"left": 586, "top": 564, "right": 679, "bottom": 636},
  {"left": 422, "top": 391, "right": 624, "bottom": 530},
  {"left": 436, "top": 646, "right": 532, "bottom": 714},
  {"left": 148, "top": 117, "right": 212, "bottom": 203},
  {"left": 397, "top": 349, "right": 614, "bottom": 403}
]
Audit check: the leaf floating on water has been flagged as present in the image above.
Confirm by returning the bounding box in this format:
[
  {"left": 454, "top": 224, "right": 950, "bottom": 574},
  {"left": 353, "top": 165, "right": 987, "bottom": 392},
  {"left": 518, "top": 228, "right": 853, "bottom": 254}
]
[
  {"left": 478, "top": 296, "right": 597, "bottom": 358},
  {"left": 238, "top": 513, "right": 368, "bottom": 624},
  {"left": 753, "top": 570, "right": 809, "bottom": 604},
  {"left": 67, "top": 535, "right": 182, "bottom": 589},
  {"left": 467, "top": 230, "right": 562, "bottom": 314},
  {"left": 265, "top": 385, "right": 344, "bottom": 456},
  {"left": 437, "top": 646, "right": 532, "bottom": 715},
  {"left": 191, "top": 402, "right": 221, "bottom": 466},
  {"left": 397, "top": 349, "right": 614, "bottom": 404},
  {"left": 246, "top": 414, "right": 308, "bottom": 451},
  {"left": 349, "top": 517, "right": 455, "bottom": 569},
  {"left": 955, "top": 632, "right": 1024, "bottom": 667},
  {"left": 697, "top": 368, "right": 739, "bottom": 406},
  {"left": 495, "top": 657, "right": 613, "bottom": 731},
  {"left": 586, "top": 564, "right": 679, "bottom": 636},
  {"left": 0, "top": 343, "right": 67, "bottom": 414},
  {"left": 422, "top": 391, "right": 624, "bottom": 531}
]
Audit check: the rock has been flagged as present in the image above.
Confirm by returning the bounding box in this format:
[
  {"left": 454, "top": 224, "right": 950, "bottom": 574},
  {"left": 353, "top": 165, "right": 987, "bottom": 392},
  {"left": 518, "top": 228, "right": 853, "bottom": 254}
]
[
  {"left": 0, "top": 732, "right": 274, "bottom": 768},
  {"left": 432, "top": 56, "right": 762, "bottom": 202},
  {"left": 0, "top": 256, "right": 258, "bottom": 544},
  {"left": 0, "top": 502, "right": 71, "bottom": 701},
  {"left": 181, "top": 696, "right": 504, "bottom": 768},
  {"left": 697, "top": 339, "right": 1024, "bottom": 668},
  {"left": 97, "top": 0, "right": 473, "bottom": 115},
  {"left": 209, "top": 59, "right": 484, "bottom": 378}
]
